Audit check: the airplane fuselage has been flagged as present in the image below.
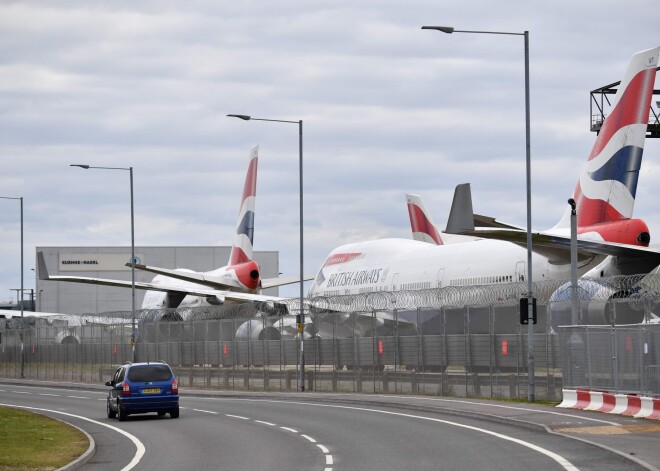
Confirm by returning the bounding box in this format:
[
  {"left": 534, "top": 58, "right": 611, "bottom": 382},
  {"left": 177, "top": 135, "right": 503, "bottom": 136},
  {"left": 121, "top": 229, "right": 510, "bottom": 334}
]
[{"left": 308, "top": 238, "right": 604, "bottom": 298}]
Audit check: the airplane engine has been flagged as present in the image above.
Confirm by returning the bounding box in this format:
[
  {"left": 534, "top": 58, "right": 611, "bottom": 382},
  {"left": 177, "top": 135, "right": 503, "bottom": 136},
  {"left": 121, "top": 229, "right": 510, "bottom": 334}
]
[
  {"left": 549, "top": 279, "right": 644, "bottom": 330},
  {"left": 235, "top": 319, "right": 282, "bottom": 341}
]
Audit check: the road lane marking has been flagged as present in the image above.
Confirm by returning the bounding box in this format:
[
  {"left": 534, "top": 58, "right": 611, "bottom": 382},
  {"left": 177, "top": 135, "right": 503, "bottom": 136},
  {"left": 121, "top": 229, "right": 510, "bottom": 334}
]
[
  {"left": 193, "top": 409, "right": 218, "bottom": 414},
  {"left": 376, "top": 396, "right": 622, "bottom": 426},
  {"left": 12, "top": 391, "right": 31, "bottom": 394},
  {"left": 39, "top": 393, "right": 60, "bottom": 397},
  {"left": 225, "top": 413, "right": 331, "bottom": 470},
  {"left": 231, "top": 399, "right": 578, "bottom": 471},
  {"left": 0, "top": 402, "right": 145, "bottom": 471},
  {"left": 255, "top": 420, "right": 276, "bottom": 426},
  {"left": 67, "top": 396, "right": 89, "bottom": 400}
]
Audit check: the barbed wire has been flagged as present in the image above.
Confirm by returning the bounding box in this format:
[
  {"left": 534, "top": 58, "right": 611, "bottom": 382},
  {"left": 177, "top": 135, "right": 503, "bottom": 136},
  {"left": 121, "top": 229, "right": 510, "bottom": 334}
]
[{"left": 3, "top": 273, "right": 659, "bottom": 329}]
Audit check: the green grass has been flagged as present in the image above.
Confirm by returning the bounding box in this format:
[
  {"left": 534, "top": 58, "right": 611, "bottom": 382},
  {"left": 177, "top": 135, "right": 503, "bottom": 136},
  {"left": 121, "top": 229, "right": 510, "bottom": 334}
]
[{"left": 0, "top": 406, "right": 89, "bottom": 470}]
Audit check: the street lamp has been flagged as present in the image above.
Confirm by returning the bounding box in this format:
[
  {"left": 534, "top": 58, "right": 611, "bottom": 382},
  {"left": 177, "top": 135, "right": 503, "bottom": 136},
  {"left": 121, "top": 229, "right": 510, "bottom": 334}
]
[
  {"left": 227, "top": 114, "right": 306, "bottom": 392},
  {"left": 1, "top": 196, "right": 24, "bottom": 378},
  {"left": 71, "top": 165, "right": 137, "bottom": 363},
  {"left": 422, "top": 25, "right": 535, "bottom": 401}
]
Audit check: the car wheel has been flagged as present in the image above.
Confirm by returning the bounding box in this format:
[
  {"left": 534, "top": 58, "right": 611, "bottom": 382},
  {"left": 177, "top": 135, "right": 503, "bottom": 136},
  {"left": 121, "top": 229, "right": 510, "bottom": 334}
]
[
  {"left": 170, "top": 406, "right": 179, "bottom": 419},
  {"left": 118, "top": 403, "right": 128, "bottom": 422},
  {"left": 107, "top": 400, "right": 116, "bottom": 419}
]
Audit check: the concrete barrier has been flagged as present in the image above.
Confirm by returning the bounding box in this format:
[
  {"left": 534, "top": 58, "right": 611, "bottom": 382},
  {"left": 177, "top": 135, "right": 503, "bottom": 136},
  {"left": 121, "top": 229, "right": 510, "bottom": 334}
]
[{"left": 558, "top": 388, "right": 659, "bottom": 420}]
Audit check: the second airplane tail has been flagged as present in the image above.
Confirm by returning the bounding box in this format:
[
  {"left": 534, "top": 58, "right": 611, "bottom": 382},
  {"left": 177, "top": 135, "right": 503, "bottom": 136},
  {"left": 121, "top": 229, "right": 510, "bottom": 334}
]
[{"left": 406, "top": 194, "right": 444, "bottom": 245}]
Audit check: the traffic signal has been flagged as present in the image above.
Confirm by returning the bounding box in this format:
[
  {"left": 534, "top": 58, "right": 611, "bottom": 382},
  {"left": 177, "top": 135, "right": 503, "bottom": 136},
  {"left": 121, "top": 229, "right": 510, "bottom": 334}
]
[{"left": 520, "top": 297, "right": 537, "bottom": 325}]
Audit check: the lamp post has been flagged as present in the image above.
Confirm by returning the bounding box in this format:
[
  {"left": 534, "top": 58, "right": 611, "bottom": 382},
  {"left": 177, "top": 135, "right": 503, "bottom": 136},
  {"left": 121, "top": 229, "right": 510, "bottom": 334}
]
[
  {"left": 227, "top": 114, "right": 306, "bottom": 392},
  {"left": 568, "top": 198, "right": 579, "bottom": 325},
  {"left": 1, "top": 196, "right": 24, "bottom": 377},
  {"left": 71, "top": 165, "right": 137, "bottom": 363},
  {"left": 422, "top": 25, "right": 535, "bottom": 401}
]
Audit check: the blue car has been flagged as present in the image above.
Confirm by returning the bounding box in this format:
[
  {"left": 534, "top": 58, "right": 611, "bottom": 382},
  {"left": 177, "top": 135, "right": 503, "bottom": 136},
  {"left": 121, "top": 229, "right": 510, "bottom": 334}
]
[{"left": 106, "top": 362, "right": 179, "bottom": 421}]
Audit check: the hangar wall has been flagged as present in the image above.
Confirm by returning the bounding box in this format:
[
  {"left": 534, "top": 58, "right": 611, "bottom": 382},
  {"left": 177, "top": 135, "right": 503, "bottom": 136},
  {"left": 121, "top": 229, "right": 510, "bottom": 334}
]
[{"left": 36, "top": 246, "right": 279, "bottom": 315}]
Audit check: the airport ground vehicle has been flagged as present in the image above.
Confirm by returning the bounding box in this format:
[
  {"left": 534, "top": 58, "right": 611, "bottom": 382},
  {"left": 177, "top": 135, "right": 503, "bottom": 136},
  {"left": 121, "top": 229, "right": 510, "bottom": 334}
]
[{"left": 106, "top": 361, "right": 179, "bottom": 421}]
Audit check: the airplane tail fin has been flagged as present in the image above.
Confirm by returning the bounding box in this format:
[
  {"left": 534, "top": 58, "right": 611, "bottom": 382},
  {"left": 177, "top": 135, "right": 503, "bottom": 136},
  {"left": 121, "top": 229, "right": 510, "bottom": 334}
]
[
  {"left": 406, "top": 194, "right": 444, "bottom": 245},
  {"left": 228, "top": 145, "right": 258, "bottom": 265},
  {"left": 554, "top": 47, "right": 658, "bottom": 241}
]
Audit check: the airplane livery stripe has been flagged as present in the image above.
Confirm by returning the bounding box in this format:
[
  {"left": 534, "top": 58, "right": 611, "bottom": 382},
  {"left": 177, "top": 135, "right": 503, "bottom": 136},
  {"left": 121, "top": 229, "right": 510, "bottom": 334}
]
[
  {"left": 236, "top": 211, "right": 255, "bottom": 244},
  {"left": 230, "top": 246, "right": 250, "bottom": 265},
  {"left": 574, "top": 187, "right": 626, "bottom": 227},
  {"left": 588, "top": 69, "right": 656, "bottom": 161},
  {"left": 241, "top": 157, "right": 258, "bottom": 203},
  {"left": 407, "top": 203, "right": 443, "bottom": 245},
  {"left": 586, "top": 145, "right": 643, "bottom": 197},
  {"left": 578, "top": 174, "right": 634, "bottom": 218}
]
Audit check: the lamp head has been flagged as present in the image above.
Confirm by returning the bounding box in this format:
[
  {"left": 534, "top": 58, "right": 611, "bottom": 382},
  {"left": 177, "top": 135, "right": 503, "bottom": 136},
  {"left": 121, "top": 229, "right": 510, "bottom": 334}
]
[
  {"left": 421, "top": 26, "right": 454, "bottom": 34},
  {"left": 568, "top": 198, "right": 576, "bottom": 211},
  {"left": 227, "top": 114, "right": 252, "bottom": 121}
]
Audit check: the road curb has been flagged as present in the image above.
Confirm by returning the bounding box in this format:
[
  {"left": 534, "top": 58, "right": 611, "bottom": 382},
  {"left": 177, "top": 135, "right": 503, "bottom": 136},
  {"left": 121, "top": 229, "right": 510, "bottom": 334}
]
[{"left": 55, "top": 418, "right": 96, "bottom": 471}]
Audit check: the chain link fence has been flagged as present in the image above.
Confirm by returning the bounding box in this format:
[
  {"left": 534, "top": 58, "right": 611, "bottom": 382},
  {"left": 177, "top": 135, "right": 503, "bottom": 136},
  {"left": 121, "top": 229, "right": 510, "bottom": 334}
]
[
  {"left": 559, "top": 322, "right": 660, "bottom": 396},
  {"left": 1, "top": 274, "right": 658, "bottom": 399}
]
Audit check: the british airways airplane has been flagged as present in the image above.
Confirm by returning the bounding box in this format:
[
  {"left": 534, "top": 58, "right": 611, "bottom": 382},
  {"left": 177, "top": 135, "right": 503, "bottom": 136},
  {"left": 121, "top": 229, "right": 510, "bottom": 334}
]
[
  {"left": 38, "top": 146, "right": 306, "bottom": 315},
  {"left": 308, "top": 47, "right": 660, "bottom": 334}
]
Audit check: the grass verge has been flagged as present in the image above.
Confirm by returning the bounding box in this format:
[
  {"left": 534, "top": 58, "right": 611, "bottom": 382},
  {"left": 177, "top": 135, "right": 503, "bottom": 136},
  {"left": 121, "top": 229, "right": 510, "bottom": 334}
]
[{"left": 0, "top": 406, "right": 89, "bottom": 469}]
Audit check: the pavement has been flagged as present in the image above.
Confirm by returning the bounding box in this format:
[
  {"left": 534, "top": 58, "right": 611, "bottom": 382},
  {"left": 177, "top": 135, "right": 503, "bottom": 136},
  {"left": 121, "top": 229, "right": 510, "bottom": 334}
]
[{"left": 2, "top": 378, "right": 659, "bottom": 471}]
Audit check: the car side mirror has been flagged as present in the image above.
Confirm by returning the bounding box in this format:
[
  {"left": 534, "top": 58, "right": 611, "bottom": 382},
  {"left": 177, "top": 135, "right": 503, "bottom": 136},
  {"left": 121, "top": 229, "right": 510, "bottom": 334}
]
[{"left": 105, "top": 381, "right": 113, "bottom": 387}]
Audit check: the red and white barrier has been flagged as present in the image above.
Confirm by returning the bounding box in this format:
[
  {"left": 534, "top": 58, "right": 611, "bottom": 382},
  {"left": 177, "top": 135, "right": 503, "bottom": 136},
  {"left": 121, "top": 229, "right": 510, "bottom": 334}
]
[{"left": 558, "top": 389, "right": 659, "bottom": 420}]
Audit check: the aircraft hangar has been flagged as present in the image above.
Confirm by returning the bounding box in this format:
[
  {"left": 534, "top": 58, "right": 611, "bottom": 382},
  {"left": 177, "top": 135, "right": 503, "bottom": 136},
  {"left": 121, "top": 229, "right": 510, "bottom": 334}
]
[{"left": 35, "top": 246, "right": 279, "bottom": 315}]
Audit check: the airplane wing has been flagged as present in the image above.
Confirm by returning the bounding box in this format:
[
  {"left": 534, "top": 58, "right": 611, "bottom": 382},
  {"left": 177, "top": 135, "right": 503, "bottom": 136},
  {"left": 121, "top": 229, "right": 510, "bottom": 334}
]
[
  {"left": 37, "top": 252, "right": 286, "bottom": 305},
  {"left": 128, "top": 262, "right": 236, "bottom": 290},
  {"left": 129, "top": 262, "right": 313, "bottom": 290},
  {"left": 261, "top": 274, "right": 316, "bottom": 289},
  {"left": 443, "top": 183, "right": 660, "bottom": 266},
  {"left": 460, "top": 227, "right": 660, "bottom": 265}
]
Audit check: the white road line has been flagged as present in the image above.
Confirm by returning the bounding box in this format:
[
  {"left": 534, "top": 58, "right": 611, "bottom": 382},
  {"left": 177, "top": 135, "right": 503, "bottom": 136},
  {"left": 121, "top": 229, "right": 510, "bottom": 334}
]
[
  {"left": 301, "top": 434, "right": 317, "bottom": 443},
  {"left": 0, "top": 402, "right": 145, "bottom": 471},
  {"left": 67, "top": 396, "right": 89, "bottom": 400},
  {"left": 193, "top": 409, "right": 218, "bottom": 415},
  {"left": 221, "top": 411, "right": 330, "bottom": 469},
  {"left": 39, "top": 393, "right": 60, "bottom": 397},
  {"left": 377, "top": 396, "right": 621, "bottom": 426},
  {"left": 12, "top": 391, "right": 31, "bottom": 394},
  {"left": 255, "top": 420, "right": 276, "bottom": 426},
  {"left": 232, "top": 399, "right": 579, "bottom": 471}
]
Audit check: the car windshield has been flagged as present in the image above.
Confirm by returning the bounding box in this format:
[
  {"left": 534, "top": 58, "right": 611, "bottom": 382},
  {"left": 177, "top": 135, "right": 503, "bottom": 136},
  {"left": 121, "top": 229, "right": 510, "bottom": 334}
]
[{"left": 127, "top": 365, "right": 172, "bottom": 382}]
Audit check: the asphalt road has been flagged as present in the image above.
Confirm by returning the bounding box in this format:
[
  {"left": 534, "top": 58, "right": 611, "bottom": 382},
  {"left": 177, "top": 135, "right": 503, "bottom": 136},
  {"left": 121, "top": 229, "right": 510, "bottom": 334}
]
[{"left": 0, "top": 383, "right": 655, "bottom": 470}]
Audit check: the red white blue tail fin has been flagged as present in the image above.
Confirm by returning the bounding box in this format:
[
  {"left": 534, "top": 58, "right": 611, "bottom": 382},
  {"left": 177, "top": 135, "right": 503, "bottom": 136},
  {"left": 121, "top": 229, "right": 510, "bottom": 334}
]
[
  {"left": 406, "top": 194, "right": 443, "bottom": 245},
  {"left": 554, "top": 47, "right": 658, "bottom": 244},
  {"left": 228, "top": 145, "right": 258, "bottom": 265}
]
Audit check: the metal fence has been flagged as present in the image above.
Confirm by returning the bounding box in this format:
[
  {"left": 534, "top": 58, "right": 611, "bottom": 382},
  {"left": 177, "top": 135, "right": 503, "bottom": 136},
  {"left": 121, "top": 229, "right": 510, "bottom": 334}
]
[
  {"left": 1, "top": 274, "right": 659, "bottom": 400},
  {"left": 559, "top": 323, "right": 660, "bottom": 396}
]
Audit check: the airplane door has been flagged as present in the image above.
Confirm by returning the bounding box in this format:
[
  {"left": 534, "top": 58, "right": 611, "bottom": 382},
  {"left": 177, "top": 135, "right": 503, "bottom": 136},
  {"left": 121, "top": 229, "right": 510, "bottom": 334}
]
[
  {"left": 515, "top": 261, "right": 525, "bottom": 282},
  {"left": 392, "top": 273, "right": 399, "bottom": 291},
  {"left": 436, "top": 268, "right": 445, "bottom": 288}
]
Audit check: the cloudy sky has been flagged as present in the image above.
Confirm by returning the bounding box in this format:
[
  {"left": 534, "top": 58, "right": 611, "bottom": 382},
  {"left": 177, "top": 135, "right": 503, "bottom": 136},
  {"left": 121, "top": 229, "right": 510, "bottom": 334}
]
[{"left": 1, "top": 0, "right": 659, "bottom": 303}]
